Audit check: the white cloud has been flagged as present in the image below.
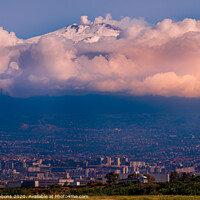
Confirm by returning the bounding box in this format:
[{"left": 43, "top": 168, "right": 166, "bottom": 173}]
[
  {"left": 80, "top": 16, "right": 91, "bottom": 25},
  {"left": 1, "top": 15, "right": 200, "bottom": 97}
]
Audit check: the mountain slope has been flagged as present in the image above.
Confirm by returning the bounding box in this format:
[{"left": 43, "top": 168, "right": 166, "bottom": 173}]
[{"left": 26, "top": 22, "right": 121, "bottom": 43}]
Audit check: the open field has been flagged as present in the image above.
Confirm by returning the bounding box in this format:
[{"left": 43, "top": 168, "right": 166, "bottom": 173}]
[
  {"left": 87, "top": 196, "right": 200, "bottom": 200},
  {"left": 0, "top": 196, "right": 200, "bottom": 200}
]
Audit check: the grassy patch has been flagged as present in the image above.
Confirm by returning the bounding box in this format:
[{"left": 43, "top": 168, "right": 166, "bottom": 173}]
[
  {"left": 0, "top": 196, "right": 199, "bottom": 200},
  {"left": 87, "top": 196, "right": 200, "bottom": 200}
]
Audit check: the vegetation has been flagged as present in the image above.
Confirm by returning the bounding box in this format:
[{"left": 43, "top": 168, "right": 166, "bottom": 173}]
[
  {"left": 1, "top": 196, "right": 200, "bottom": 200},
  {"left": 70, "top": 182, "right": 200, "bottom": 196},
  {"left": 2, "top": 172, "right": 200, "bottom": 197},
  {"left": 143, "top": 174, "right": 156, "bottom": 183},
  {"left": 88, "top": 197, "right": 200, "bottom": 200},
  {"left": 1, "top": 182, "right": 200, "bottom": 196},
  {"left": 105, "top": 172, "right": 120, "bottom": 184}
]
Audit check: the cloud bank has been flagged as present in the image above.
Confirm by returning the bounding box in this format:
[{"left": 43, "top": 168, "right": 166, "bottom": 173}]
[{"left": 1, "top": 15, "right": 200, "bottom": 97}]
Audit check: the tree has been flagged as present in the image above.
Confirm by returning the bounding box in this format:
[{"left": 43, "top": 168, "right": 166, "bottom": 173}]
[
  {"left": 143, "top": 174, "right": 155, "bottom": 183},
  {"left": 191, "top": 175, "right": 200, "bottom": 182},
  {"left": 180, "top": 172, "right": 192, "bottom": 182},
  {"left": 87, "top": 180, "right": 104, "bottom": 186},
  {"left": 170, "top": 171, "right": 179, "bottom": 183},
  {"left": 64, "top": 181, "right": 68, "bottom": 186},
  {"left": 105, "top": 172, "right": 120, "bottom": 184},
  {"left": 50, "top": 184, "right": 62, "bottom": 188}
]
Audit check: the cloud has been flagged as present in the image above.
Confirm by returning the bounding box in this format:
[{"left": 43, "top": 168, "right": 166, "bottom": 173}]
[{"left": 1, "top": 15, "right": 200, "bottom": 97}]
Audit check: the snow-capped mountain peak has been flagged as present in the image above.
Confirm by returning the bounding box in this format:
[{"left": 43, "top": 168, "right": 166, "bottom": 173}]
[{"left": 27, "top": 21, "right": 121, "bottom": 44}]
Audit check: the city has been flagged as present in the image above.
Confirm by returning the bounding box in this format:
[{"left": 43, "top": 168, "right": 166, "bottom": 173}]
[
  {"left": 0, "top": 153, "right": 199, "bottom": 188},
  {"left": 0, "top": 98, "right": 200, "bottom": 188}
]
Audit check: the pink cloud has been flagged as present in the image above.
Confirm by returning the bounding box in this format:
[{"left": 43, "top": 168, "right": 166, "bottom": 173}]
[{"left": 0, "top": 16, "right": 200, "bottom": 97}]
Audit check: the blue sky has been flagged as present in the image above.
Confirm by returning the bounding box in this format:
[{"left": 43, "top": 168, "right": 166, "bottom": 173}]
[{"left": 0, "top": 0, "right": 200, "bottom": 39}]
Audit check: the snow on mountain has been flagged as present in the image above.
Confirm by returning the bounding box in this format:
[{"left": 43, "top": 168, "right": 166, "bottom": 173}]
[{"left": 26, "top": 22, "right": 121, "bottom": 44}]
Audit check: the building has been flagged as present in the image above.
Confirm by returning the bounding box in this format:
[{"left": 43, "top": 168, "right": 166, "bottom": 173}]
[
  {"left": 118, "top": 177, "right": 138, "bottom": 184},
  {"left": 115, "top": 169, "right": 121, "bottom": 174},
  {"left": 39, "top": 179, "right": 70, "bottom": 187},
  {"left": 5, "top": 161, "right": 14, "bottom": 170},
  {"left": 123, "top": 166, "right": 129, "bottom": 174},
  {"left": 28, "top": 167, "right": 40, "bottom": 172},
  {"left": 130, "top": 161, "right": 145, "bottom": 168},
  {"left": 69, "top": 181, "right": 80, "bottom": 186},
  {"left": 139, "top": 176, "right": 148, "bottom": 183},
  {"left": 22, "top": 180, "right": 39, "bottom": 187},
  {"left": 7, "top": 181, "right": 22, "bottom": 188},
  {"left": 7, "top": 180, "right": 39, "bottom": 188},
  {"left": 107, "top": 157, "right": 112, "bottom": 166},
  {"left": 176, "top": 167, "right": 195, "bottom": 173},
  {"left": 118, "top": 176, "right": 148, "bottom": 184},
  {"left": 113, "top": 157, "right": 120, "bottom": 166},
  {"left": 151, "top": 173, "right": 170, "bottom": 183}
]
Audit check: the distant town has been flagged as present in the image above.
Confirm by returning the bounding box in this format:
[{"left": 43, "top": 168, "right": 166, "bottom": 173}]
[
  {"left": 0, "top": 153, "right": 199, "bottom": 188},
  {"left": 0, "top": 110, "right": 199, "bottom": 188}
]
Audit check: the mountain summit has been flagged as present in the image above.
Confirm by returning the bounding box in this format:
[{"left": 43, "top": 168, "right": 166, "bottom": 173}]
[{"left": 27, "top": 16, "right": 121, "bottom": 43}]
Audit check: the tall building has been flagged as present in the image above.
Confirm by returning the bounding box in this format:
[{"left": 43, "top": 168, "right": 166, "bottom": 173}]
[
  {"left": 116, "top": 157, "right": 120, "bottom": 166},
  {"left": 107, "top": 157, "right": 112, "bottom": 166},
  {"left": 22, "top": 160, "right": 26, "bottom": 168},
  {"left": 66, "top": 173, "right": 70, "bottom": 179},
  {"left": 123, "top": 166, "right": 129, "bottom": 174},
  {"left": 85, "top": 169, "right": 89, "bottom": 177},
  {"left": 39, "top": 159, "right": 43, "bottom": 165}
]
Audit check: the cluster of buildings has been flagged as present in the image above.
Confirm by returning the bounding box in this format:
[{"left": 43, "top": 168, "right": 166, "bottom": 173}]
[{"left": 0, "top": 155, "right": 199, "bottom": 188}]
